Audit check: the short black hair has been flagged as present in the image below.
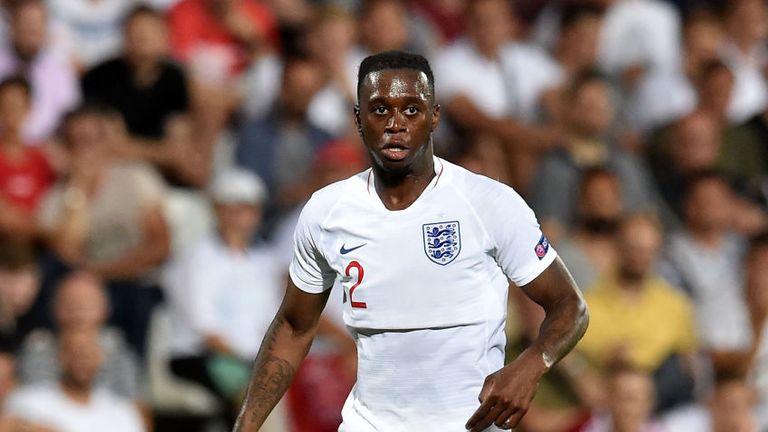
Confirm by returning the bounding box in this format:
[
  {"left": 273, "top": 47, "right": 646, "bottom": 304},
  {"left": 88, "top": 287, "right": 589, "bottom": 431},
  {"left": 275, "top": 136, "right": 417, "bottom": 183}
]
[
  {"left": 0, "top": 75, "right": 31, "bottom": 100},
  {"left": 357, "top": 50, "right": 435, "bottom": 101},
  {"left": 560, "top": 3, "right": 605, "bottom": 30},
  {"left": 123, "top": 4, "right": 163, "bottom": 29}
]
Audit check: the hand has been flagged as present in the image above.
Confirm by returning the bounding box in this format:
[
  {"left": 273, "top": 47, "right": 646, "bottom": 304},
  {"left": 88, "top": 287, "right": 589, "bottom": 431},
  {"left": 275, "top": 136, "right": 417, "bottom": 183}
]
[{"left": 465, "top": 348, "right": 549, "bottom": 431}]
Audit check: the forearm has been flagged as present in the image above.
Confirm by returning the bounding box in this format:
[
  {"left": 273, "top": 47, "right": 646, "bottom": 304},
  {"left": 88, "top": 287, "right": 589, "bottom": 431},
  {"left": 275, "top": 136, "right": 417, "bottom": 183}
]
[
  {"left": 524, "top": 260, "right": 589, "bottom": 368},
  {"left": 87, "top": 240, "right": 169, "bottom": 279},
  {"left": 234, "top": 312, "right": 317, "bottom": 432}
]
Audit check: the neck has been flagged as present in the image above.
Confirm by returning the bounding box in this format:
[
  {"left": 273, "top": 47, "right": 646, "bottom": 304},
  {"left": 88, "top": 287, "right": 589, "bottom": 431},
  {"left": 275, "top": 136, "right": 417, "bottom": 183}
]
[
  {"left": 373, "top": 153, "right": 435, "bottom": 211},
  {"left": 128, "top": 56, "right": 160, "bottom": 87},
  {"left": 688, "top": 226, "right": 723, "bottom": 248},
  {"left": 220, "top": 230, "right": 249, "bottom": 252},
  {"left": 1, "top": 130, "right": 23, "bottom": 148},
  {"left": 60, "top": 379, "right": 92, "bottom": 404}
]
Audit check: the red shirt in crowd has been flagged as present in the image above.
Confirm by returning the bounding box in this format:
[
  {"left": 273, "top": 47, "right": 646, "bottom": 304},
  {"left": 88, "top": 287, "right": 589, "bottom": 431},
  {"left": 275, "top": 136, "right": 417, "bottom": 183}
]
[
  {"left": 0, "top": 145, "right": 54, "bottom": 213},
  {"left": 167, "top": 0, "right": 278, "bottom": 77}
]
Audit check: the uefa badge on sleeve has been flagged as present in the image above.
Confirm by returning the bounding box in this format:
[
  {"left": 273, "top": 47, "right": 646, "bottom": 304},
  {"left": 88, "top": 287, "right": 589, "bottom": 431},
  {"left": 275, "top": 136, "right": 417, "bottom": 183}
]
[
  {"left": 423, "top": 221, "right": 461, "bottom": 265},
  {"left": 535, "top": 234, "right": 549, "bottom": 260}
]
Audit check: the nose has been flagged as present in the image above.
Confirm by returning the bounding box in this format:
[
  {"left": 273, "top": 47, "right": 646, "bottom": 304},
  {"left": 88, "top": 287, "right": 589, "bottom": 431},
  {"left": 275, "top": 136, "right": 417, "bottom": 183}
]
[{"left": 385, "top": 109, "right": 406, "bottom": 132}]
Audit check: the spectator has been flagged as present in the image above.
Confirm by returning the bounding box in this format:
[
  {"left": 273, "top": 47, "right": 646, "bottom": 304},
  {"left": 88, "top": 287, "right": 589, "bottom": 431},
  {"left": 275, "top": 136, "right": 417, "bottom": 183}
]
[
  {"left": 167, "top": 0, "right": 278, "bottom": 83},
  {"left": 408, "top": 0, "right": 466, "bottom": 52},
  {"left": 0, "top": 76, "right": 54, "bottom": 242},
  {"left": 357, "top": 0, "right": 413, "bottom": 57},
  {"left": 18, "top": 271, "right": 142, "bottom": 401},
  {"left": 0, "top": 241, "right": 41, "bottom": 352},
  {"left": 236, "top": 55, "right": 331, "bottom": 212},
  {"left": 578, "top": 214, "right": 697, "bottom": 409},
  {"left": 0, "top": 0, "right": 80, "bottom": 143},
  {"left": 579, "top": 364, "right": 665, "bottom": 432},
  {"left": 165, "top": 168, "right": 286, "bottom": 430},
  {"left": 304, "top": 5, "right": 359, "bottom": 138},
  {"left": 663, "top": 173, "right": 753, "bottom": 372},
  {"left": 556, "top": 167, "right": 623, "bottom": 291},
  {"left": 746, "top": 232, "right": 768, "bottom": 431},
  {"left": 433, "top": 0, "right": 563, "bottom": 181},
  {"left": 0, "top": 350, "right": 53, "bottom": 432},
  {"left": 530, "top": 71, "right": 657, "bottom": 238},
  {"left": 629, "top": 8, "right": 726, "bottom": 134},
  {"left": 37, "top": 105, "right": 169, "bottom": 355},
  {"left": 47, "top": 0, "right": 135, "bottom": 71},
  {"left": 82, "top": 6, "right": 209, "bottom": 188},
  {"left": 5, "top": 329, "right": 145, "bottom": 432},
  {"left": 662, "top": 373, "right": 758, "bottom": 432},
  {"left": 552, "top": 3, "right": 604, "bottom": 85},
  {"left": 597, "top": 0, "right": 682, "bottom": 88},
  {"left": 721, "top": 0, "right": 768, "bottom": 123}
]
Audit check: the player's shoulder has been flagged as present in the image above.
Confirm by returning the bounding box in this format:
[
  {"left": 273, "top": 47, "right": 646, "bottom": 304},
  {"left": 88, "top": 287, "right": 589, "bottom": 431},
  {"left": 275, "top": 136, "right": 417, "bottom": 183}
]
[
  {"left": 299, "top": 169, "right": 370, "bottom": 222},
  {"left": 441, "top": 158, "right": 521, "bottom": 198}
]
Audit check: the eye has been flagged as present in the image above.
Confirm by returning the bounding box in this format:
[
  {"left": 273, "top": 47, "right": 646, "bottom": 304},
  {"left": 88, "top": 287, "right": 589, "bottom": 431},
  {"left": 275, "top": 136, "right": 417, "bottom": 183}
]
[
  {"left": 373, "top": 106, "right": 388, "bottom": 115},
  {"left": 404, "top": 106, "right": 419, "bottom": 115}
]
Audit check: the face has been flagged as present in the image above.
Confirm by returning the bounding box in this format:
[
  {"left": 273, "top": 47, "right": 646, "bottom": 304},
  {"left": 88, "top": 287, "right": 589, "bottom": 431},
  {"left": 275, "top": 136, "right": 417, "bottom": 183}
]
[
  {"left": 356, "top": 69, "right": 439, "bottom": 174},
  {"left": 569, "top": 80, "right": 613, "bottom": 136},
  {"left": 578, "top": 173, "right": 622, "bottom": 221},
  {"left": 685, "top": 179, "right": 733, "bottom": 232},
  {"left": 0, "top": 84, "right": 30, "bottom": 137},
  {"left": 466, "top": 0, "right": 515, "bottom": 55},
  {"left": 560, "top": 15, "right": 601, "bottom": 70},
  {"left": 58, "top": 331, "right": 103, "bottom": 389},
  {"left": 617, "top": 217, "right": 661, "bottom": 281},
  {"left": 215, "top": 203, "right": 261, "bottom": 241},
  {"left": 0, "top": 266, "right": 39, "bottom": 318},
  {"left": 11, "top": 2, "right": 47, "bottom": 59},
  {"left": 124, "top": 13, "right": 168, "bottom": 63},
  {"left": 685, "top": 19, "right": 725, "bottom": 66},
  {"left": 54, "top": 273, "right": 108, "bottom": 331},
  {"left": 728, "top": 0, "right": 768, "bottom": 44},
  {"left": 308, "top": 14, "right": 356, "bottom": 66},
  {"left": 710, "top": 380, "right": 757, "bottom": 432},
  {"left": 280, "top": 60, "right": 325, "bottom": 116},
  {"left": 65, "top": 113, "right": 104, "bottom": 157},
  {"left": 699, "top": 68, "right": 734, "bottom": 119},
  {"left": 673, "top": 114, "right": 720, "bottom": 172},
  {"left": 361, "top": 1, "right": 409, "bottom": 52},
  {"left": 609, "top": 370, "right": 655, "bottom": 430}
]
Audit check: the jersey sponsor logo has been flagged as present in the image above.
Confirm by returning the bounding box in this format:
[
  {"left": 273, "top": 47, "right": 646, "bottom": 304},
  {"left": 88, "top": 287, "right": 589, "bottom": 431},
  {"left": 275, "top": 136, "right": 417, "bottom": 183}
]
[
  {"left": 535, "top": 234, "right": 549, "bottom": 260},
  {"left": 422, "top": 221, "right": 461, "bottom": 265},
  {"left": 340, "top": 243, "right": 367, "bottom": 255}
]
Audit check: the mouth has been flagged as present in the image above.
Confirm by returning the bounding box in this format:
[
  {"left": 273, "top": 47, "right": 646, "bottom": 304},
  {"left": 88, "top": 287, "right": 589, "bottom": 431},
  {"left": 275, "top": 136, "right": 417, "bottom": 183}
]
[{"left": 380, "top": 144, "right": 409, "bottom": 161}]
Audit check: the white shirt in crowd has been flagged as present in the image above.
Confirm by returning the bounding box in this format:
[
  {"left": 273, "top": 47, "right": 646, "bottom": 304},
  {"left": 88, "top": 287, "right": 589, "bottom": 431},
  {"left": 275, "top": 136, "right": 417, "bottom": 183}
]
[
  {"left": 48, "top": 0, "right": 134, "bottom": 68},
  {"left": 166, "top": 234, "right": 283, "bottom": 360},
  {"left": 289, "top": 157, "right": 556, "bottom": 431},
  {"left": 720, "top": 42, "right": 768, "bottom": 123},
  {"left": 433, "top": 38, "right": 563, "bottom": 122},
  {"left": 5, "top": 385, "right": 145, "bottom": 432},
  {"left": 598, "top": 0, "right": 681, "bottom": 76}
]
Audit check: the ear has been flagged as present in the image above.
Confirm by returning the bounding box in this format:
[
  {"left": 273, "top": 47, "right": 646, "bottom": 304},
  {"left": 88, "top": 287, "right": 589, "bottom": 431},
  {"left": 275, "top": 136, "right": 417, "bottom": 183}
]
[
  {"left": 354, "top": 105, "right": 363, "bottom": 135},
  {"left": 431, "top": 104, "right": 441, "bottom": 132}
]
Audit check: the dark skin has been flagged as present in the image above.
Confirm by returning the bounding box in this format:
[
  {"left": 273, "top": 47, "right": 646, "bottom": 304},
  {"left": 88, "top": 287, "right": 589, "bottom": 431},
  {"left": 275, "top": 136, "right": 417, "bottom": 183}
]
[{"left": 234, "top": 68, "right": 589, "bottom": 432}]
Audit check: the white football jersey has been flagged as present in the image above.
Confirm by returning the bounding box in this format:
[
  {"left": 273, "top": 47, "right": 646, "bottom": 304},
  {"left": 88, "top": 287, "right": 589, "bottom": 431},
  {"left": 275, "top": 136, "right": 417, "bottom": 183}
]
[{"left": 290, "top": 157, "right": 557, "bottom": 431}]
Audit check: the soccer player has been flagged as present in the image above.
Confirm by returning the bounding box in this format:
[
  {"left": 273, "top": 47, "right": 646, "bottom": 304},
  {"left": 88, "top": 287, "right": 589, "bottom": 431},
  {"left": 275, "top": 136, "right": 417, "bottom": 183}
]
[{"left": 234, "top": 51, "right": 589, "bottom": 432}]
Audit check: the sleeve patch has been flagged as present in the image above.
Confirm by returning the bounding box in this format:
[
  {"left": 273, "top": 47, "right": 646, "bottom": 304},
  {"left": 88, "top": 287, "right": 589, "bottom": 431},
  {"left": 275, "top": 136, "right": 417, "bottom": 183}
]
[{"left": 535, "top": 234, "right": 550, "bottom": 260}]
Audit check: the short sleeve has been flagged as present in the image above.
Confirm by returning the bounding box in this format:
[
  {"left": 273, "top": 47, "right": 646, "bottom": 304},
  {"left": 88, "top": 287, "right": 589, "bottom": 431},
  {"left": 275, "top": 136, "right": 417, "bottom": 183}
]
[
  {"left": 472, "top": 178, "right": 557, "bottom": 286},
  {"left": 36, "top": 186, "right": 64, "bottom": 232},
  {"left": 288, "top": 199, "right": 336, "bottom": 294},
  {"left": 130, "top": 164, "right": 166, "bottom": 209}
]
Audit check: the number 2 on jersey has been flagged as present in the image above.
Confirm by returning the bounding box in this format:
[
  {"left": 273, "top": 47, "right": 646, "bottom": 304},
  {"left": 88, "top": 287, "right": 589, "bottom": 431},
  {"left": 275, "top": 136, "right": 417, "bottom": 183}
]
[{"left": 345, "top": 261, "right": 367, "bottom": 309}]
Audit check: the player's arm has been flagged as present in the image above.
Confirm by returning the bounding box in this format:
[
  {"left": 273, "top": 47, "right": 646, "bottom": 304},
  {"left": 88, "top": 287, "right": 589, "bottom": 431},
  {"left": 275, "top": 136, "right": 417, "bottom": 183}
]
[
  {"left": 467, "top": 257, "right": 588, "bottom": 432},
  {"left": 233, "top": 279, "right": 331, "bottom": 432}
]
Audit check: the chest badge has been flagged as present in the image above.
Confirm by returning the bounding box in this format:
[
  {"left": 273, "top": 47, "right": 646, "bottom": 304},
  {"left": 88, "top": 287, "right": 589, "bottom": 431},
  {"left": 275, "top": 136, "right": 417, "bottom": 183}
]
[{"left": 422, "top": 221, "right": 461, "bottom": 265}]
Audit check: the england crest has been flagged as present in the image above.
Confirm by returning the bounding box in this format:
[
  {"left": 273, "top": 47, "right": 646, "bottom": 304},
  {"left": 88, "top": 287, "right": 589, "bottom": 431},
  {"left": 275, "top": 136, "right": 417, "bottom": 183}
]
[{"left": 422, "top": 221, "right": 461, "bottom": 265}]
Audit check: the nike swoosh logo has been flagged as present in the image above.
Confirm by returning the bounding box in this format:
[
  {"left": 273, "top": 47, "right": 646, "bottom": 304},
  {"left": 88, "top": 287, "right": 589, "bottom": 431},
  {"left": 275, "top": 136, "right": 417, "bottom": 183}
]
[{"left": 340, "top": 243, "right": 366, "bottom": 255}]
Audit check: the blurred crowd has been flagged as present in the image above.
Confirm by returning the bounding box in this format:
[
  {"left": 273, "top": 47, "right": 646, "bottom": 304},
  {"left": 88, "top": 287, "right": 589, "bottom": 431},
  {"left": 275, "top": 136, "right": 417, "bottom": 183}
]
[{"left": 0, "top": 0, "right": 766, "bottom": 431}]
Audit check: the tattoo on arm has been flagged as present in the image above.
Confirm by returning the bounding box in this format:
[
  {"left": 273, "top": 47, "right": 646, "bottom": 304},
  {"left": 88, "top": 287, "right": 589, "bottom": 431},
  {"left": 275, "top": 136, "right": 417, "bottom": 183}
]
[
  {"left": 248, "top": 354, "right": 295, "bottom": 423},
  {"left": 235, "top": 316, "right": 298, "bottom": 430}
]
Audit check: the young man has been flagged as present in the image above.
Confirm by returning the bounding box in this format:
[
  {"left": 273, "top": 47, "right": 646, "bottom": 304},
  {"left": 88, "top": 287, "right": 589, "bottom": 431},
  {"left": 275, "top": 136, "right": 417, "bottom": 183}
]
[{"left": 235, "top": 51, "right": 589, "bottom": 432}]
